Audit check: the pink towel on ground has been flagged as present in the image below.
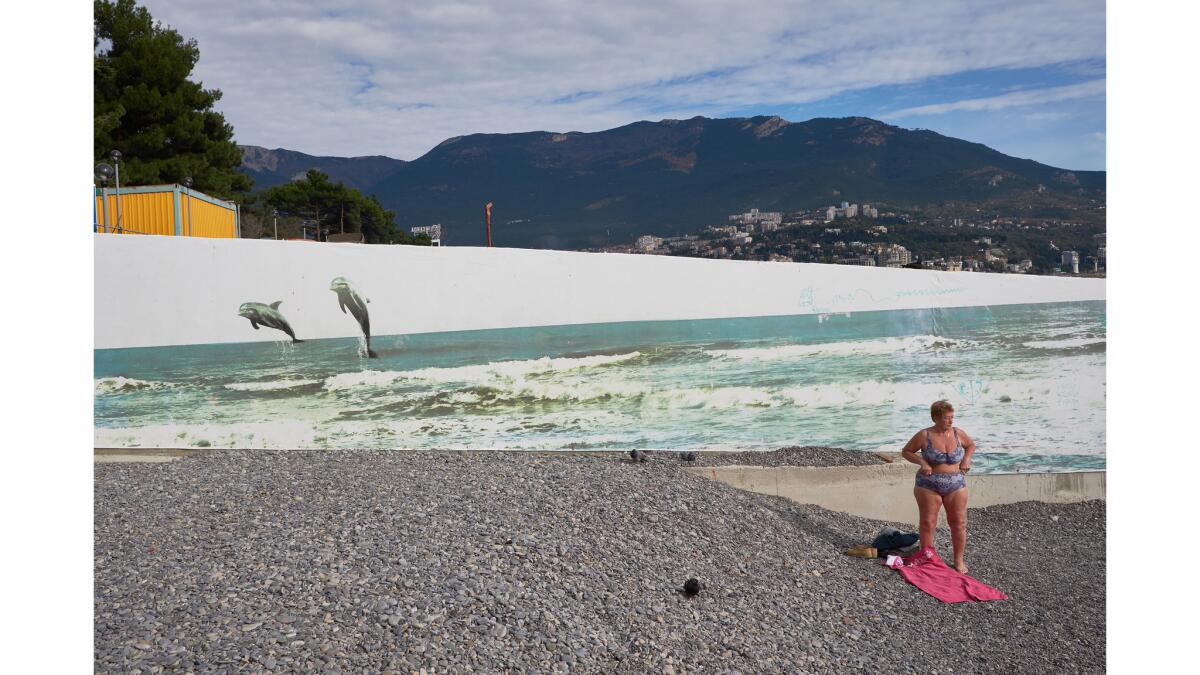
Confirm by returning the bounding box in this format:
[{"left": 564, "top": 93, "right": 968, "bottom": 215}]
[{"left": 894, "top": 547, "right": 1008, "bottom": 603}]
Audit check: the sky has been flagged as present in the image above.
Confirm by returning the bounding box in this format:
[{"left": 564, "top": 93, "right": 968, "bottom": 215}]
[{"left": 138, "top": 0, "right": 1106, "bottom": 170}]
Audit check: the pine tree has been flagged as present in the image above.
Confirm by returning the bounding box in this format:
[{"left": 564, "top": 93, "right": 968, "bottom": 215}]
[{"left": 94, "top": 0, "right": 251, "bottom": 198}]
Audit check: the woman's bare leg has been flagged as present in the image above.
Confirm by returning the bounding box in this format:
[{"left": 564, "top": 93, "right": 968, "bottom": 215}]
[
  {"left": 914, "top": 486, "right": 942, "bottom": 551},
  {"left": 943, "top": 487, "right": 969, "bottom": 573}
]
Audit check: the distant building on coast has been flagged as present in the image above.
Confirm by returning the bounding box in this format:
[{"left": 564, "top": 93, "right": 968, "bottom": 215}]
[
  {"left": 706, "top": 225, "right": 739, "bottom": 237},
  {"left": 1061, "top": 250, "right": 1080, "bottom": 274},
  {"left": 728, "top": 208, "right": 782, "bottom": 231},
  {"left": 635, "top": 235, "right": 664, "bottom": 251},
  {"left": 844, "top": 255, "right": 876, "bottom": 266},
  {"left": 824, "top": 201, "right": 877, "bottom": 222},
  {"left": 875, "top": 243, "right": 911, "bottom": 268}
]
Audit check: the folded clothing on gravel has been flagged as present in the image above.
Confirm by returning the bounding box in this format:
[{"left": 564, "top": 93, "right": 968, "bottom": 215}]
[{"left": 872, "top": 527, "right": 920, "bottom": 557}]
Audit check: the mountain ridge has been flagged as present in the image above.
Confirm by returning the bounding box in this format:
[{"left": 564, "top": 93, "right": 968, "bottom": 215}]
[
  {"left": 238, "top": 145, "right": 407, "bottom": 192},
  {"left": 239, "top": 115, "right": 1104, "bottom": 248}
]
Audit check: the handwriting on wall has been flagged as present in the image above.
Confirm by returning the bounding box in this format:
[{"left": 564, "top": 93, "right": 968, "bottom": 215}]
[
  {"left": 797, "top": 286, "right": 881, "bottom": 314},
  {"left": 956, "top": 378, "right": 987, "bottom": 405},
  {"left": 800, "top": 283, "right": 969, "bottom": 314},
  {"left": 895, "top": 286, "right": 968, "bottom": 299}
]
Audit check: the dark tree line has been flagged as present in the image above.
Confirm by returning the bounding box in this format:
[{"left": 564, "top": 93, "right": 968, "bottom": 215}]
[{"left": 245, "top": 170, "right": 430, "bottom": 244}]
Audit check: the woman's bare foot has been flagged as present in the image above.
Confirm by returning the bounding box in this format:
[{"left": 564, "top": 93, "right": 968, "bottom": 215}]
[{"left": 954, "top": 559, "right": 969, "bottom": 574}]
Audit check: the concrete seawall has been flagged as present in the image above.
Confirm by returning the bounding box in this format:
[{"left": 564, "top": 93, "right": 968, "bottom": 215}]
[{"left": 685, "top": 462, "right": 1105, "bottom": 525}]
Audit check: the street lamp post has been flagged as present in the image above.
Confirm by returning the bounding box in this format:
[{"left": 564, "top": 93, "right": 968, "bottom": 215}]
[
  {"left": 183, "top": 176, "right": 194, "bottom": 236},
  {"left": 99, "top": 181, "right": 108, "bottom": 232},
  {"left": 93, "top": 163, "right": 114, "bottom": 233},
  {"left": 110, "top": 150, "right": 123, "bottom": 232},
  {"left": 273, "top": 209, "right": 278, "bottom": 240}
]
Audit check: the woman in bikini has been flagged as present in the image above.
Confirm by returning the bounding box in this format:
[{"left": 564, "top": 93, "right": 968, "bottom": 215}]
[{"left": 900, "top": 399, "right": 976, "bottom": 573}]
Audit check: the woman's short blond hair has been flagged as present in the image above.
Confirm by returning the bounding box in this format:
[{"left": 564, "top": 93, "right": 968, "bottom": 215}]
[{"left": 931, "top": 399, "right": 955, "bottom": 421}]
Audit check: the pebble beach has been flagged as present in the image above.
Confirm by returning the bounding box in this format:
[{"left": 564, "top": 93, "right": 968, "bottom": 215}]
[{"left": 95, "top": 449, "right": 1105, "bottom": 674}]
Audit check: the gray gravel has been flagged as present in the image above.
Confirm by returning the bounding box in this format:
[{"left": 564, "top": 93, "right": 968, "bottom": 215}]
[
  {"left": 696, "top": 445, "right": 891, "bottom": 467},
  {"left": 96, "top": 450, "right": 1104, "bottom": 674}
]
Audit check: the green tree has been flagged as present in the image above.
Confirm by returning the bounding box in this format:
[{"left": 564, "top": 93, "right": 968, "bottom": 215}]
[
  {"left": 94, "top": 0, "right": 251, "bottom": 198},
  {"left": 262, "top": 170, "right": 431, "bottom": 245}
]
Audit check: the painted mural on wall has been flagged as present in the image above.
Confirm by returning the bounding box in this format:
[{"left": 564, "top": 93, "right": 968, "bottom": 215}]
[
  {"left": 330, "top": 277, "right": 376, "bottom": 358},
  {"left": 95, "top": 274, "right": 1106, "bottom": 473},
  {"left": 237, "top": 301, "right": 304, "bottom": 343}
]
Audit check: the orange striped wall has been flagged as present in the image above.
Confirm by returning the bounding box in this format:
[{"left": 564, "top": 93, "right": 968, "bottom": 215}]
[
  {"left": 178, "top": 194, "right": 237, "bottom": 238},
  {"left": 94, "top": 185, "right": 238, "bottom": 238},
  {"left": 95, "top": 191, "right": 175, "bottom": 236}
]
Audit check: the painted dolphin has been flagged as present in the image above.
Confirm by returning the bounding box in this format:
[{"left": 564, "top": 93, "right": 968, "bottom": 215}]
[
  {"left": 329, "top": 277, "right": 377, "bottom": 358},
  {"left": 237, "top": 301, "right": 304, "bottom": 343}
]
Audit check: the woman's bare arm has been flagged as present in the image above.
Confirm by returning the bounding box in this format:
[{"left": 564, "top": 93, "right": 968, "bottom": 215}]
[
  {"left": 958, "top": 428, "right": 976, "bottom": 471},
  {"left": 900, "top": 430, "right": 932, "bottom": 474}
]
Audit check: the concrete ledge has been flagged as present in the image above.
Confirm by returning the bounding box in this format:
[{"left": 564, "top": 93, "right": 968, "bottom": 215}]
[
  {"left": 685, "top": 463, "right": 1105, "bottom": 525},
  {"left": 94, "top": 448, "right": 206, "bottom": 463}
]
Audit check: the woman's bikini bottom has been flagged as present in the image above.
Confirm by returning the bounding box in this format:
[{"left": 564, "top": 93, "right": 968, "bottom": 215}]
[{"left": 915, "top": 471, "right": 966, "bottom": 496}]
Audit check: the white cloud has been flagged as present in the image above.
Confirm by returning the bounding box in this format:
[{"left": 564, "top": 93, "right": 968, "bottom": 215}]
[
  {"left": 138, "top": 0, "right": 1106, "bottom": 159},
  {"left": 883, "top": 79, "right": 1106, "bottom": 119}
]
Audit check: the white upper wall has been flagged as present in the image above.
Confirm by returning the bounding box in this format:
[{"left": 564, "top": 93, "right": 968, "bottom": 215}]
[{"left": 94, "top": 234, "right": 1105, "bottom": 350}]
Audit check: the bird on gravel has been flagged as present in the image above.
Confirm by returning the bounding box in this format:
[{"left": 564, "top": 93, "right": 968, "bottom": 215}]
[
  {"left": 630, "top": 449, "right": 649, "bottom": 463},
  {"left": 682, "top": 578, "right": 703, "bottom": 598},
  {"left": 680, "top": 451, "right": 698, "bottom": 463}
]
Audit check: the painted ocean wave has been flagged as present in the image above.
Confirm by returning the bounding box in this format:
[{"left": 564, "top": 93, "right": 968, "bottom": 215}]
[
  {"left": 324, "top": 366, "right": 1105, "bottom": 419},
  {"left": 95, "top": 377, "right": 176, "bottom": 395},
  {"left": 706, "top": 334, "right": 973, "bottom": 360},
  {"left": 323, "top": 351, "right": 644, "bottom": 391},
  {"left": 223, "top": 379, "right": 323, "bottom": 392},
  {"left": 1022, "top": 337, "right": 1107, "bottom": 350}
]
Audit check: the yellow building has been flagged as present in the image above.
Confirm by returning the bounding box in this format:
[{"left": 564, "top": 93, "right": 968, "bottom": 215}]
[{"left": 94, "top": 184, "right": 240, "bottom": 238}]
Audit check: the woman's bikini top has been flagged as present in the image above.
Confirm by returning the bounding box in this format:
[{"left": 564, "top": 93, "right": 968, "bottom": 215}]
[{"left": 924, "top": 428, "right": 965, "bottom": 465}]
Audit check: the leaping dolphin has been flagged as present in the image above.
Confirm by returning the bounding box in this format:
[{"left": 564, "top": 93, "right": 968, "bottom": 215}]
[
  {"left": 329, "top": 277, "right": 377, "bottom": 358},
  {"left": 237, "top": 301, "right": 304, "bottom": 343}
]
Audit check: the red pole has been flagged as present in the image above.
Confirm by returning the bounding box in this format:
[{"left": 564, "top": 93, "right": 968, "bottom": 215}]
[{"left": 485, "top": 202, "right": 493, "bottom": 247}]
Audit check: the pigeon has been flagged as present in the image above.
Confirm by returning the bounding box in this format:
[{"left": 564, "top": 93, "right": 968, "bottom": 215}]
[
  {"left": 630, "top": 449, "right": 649, "bottom": 463},
  {"left": 680, "top": 451, "right": 698, "bottom": 463},
  {"left": 682, "top": 578, "right": 703, "bottom": 598}
]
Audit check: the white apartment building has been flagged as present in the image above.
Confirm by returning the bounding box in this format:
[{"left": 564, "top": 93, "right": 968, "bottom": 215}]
[
  {"left": 875, "top": 244, "right": 911, "bottom": 267},
  {"left": 708, "top": 225, "right": 739, "bottom": 236},
  {"left": 825, "top": 203, "right": 861, "bottom": 221},
  {"left": 728, "top": 208, "right": 782, "bottom": 227},
  {"left": 844, "top": 255, "right": 876, "bottom": 266},
  {"left": 635, "top": 235, "right": 664, "bottom": 251}
]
